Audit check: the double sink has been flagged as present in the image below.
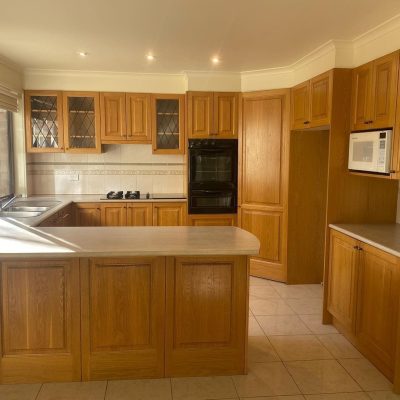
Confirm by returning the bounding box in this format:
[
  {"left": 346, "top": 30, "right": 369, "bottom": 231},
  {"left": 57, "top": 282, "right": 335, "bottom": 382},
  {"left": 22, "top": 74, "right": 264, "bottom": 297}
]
[{"left": 0, "top": 200, "right": 61, "bottom": 218}]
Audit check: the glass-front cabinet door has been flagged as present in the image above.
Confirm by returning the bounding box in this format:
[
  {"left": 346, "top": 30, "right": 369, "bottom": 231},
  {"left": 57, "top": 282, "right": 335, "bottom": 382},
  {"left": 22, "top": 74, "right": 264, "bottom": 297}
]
[
  {"left": 25, "top": 91, "right": 64, "bottom": 152},
  {"left": 151, "top": 94, "right": 185, "bottom": 154},
  {"left": 63, "top": 92, "right": 101, "bottom": 153}
]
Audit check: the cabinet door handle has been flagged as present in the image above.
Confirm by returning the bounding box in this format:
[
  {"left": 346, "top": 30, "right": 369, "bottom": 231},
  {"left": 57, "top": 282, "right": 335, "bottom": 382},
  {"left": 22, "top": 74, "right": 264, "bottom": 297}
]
[{"left": 304, "top": 121, "right": 310, "bottom": 125}]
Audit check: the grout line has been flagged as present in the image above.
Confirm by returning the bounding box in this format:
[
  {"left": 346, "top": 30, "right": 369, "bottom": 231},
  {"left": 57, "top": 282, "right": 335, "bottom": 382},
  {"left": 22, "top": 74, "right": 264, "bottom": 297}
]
[
  {"left": 104, "top": 380, "right": 109, "bottom": 400},
  {"left": 169, "top": 378, "right": 173, "bottom": 400},
  {"left": 34, "top": 383, "right": 44, "bottom": 400},
  {"left": 229, "top": 375, "right": 240, "bottom": 399}
]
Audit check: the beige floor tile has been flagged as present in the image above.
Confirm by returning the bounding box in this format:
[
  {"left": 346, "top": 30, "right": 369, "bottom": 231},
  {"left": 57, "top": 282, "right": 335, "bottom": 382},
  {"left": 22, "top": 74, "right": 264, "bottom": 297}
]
[
  {"left": 106, "top": 379, "right": 172, "bottom": 400},
  {"left": 305, "top": 394, "right": 370, "bottom": 400},
  {"left": 257, "top": 315, "right": 312, "bottom": 336},
  {"left": 171, "top": 376, "right": 237, "bottom": 400},
  {"left": 317, "top": 334, "right": 363, "bottom": 359},
  {"left": 232, "top": 362, "right": 300, "bottom": 397},
  {"left": 249, "top": 315, "right": 265, "bottom": 336},
  {"left": 242, "top": 396, "right": 305, "bottom": 400},
  {"left": 0, "top": 384, "right": 41, "bottom": 400},
  {"left": 285, "top": 359, "right": 362, "bottom": 394},
  {"left": 304, "top": 284, "right": 324, "bottom": 298},
  {"left": 272, "top": 285, "right": 316, "bottom": 299},
  {"left": 367, "top": 391, "right": 400, "bottom": 400},
  {"left": 299, "top": 315, "right": 338, "bottom": 335},
  {"left": 39, "top": 381, "right": 107, "bottom": 400},
  {"left": 286, "top": 298, "right": 322, "bottom": 315},
  {"left": 250, "top": 285, "right": 281, "bottom": 299},
  {"left": 269, "top": 335, "right": 333, "bottom": 361},
  {"left": 250, "top": 276, "right": 271, "bottom": 286},
  {"left": 250, "top": 297, "right": 295, "bottom": 316},
  {"left": 248, "top": 336, "right": 280, "bottom": 362},
  {"left": 339, "top": 359, "right": 392, "bottom": 391}
]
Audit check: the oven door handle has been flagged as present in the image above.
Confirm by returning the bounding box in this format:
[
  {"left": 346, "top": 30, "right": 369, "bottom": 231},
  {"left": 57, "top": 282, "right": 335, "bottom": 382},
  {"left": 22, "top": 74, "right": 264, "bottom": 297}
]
[{"left": 194, "top": 190, "right": 230, "bottom": 194}]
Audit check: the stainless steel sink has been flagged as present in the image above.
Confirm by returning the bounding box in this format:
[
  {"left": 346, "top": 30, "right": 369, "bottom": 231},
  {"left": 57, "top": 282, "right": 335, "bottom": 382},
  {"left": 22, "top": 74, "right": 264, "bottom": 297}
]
[
  {"left": 5, "top": 206, "right": 50, "bottom": 212},
  {"left": 10, "top": 200, "right": 61, "bottom": 208},
  {"left": 0, "top": 211, "right": 43, "bottom": 218}
]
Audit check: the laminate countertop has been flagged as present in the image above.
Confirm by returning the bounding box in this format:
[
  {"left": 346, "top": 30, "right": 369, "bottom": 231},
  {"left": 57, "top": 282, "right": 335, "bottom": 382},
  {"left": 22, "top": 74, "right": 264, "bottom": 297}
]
[
  {"left": 0, "top": 219, "right": 260, "bottom": 258},
  {"left": 330, "top": 223, "right": 400, "bottom": 258}
]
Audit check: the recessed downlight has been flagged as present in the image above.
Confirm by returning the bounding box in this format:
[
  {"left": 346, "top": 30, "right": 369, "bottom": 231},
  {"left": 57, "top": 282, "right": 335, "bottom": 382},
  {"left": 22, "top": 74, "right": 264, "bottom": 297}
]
[
  {"left": 77, "top": 51, "right": 89, "bottom": 57},
  {"left": 211, "top": 56, "right": 220, "bottom": 65},
  {"left": 146, "top": 54, "right": 156, "bottom": 61}
]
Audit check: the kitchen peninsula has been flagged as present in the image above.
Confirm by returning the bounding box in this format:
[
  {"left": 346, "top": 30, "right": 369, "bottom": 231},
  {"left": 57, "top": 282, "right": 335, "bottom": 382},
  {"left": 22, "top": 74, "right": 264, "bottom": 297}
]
[{"left": 0, "top": 218, "right": 259, "bottom": 384}]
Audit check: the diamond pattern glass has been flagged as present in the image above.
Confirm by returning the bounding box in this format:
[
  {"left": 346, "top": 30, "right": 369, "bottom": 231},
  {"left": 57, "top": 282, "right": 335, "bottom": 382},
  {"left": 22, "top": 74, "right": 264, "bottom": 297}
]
[
  {"left": 156, "top": 99, "right": 179, "bottom": 150},
  {"left": 67, "top": 96, "right": 96, "bottom": 149},
  {"left": 30, "top": 96, "right": 60, "bottom": 148}
]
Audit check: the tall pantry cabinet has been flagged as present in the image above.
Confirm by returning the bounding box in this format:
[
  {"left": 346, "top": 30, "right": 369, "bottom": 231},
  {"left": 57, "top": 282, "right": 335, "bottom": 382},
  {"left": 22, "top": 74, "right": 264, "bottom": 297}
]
[{"left": 239, "top": 90, "right": 290, "bottom": 282}]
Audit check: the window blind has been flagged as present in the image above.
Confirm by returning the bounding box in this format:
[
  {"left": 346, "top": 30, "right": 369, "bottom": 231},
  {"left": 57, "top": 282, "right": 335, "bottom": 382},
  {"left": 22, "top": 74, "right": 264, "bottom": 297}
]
[{"left": 0, "top": 84, "right": 18, "bottom": 112}]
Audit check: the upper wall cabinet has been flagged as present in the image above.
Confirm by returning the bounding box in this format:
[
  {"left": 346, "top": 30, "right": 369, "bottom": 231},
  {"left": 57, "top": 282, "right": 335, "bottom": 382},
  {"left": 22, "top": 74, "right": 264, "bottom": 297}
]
[
  {"left": 100, "top": 92, "right": 151, "bottom": 144},
  {"left": 151, "top": 94, "right": 185, "bottom": 154},
  {"left": 351, "top": 51, "right": 399, "bottom": 131},
  {"left": 187, "top": 91, "right": 238, "bottom": 139},
  {"left": 25, "top": 91, "right": 101, "bottom": 153},
  {"left": 25, "top": 91, "right": 65, "bottom": 153},
  {"left": 291, "top": 71, "right": 332, "bottom": 130}
]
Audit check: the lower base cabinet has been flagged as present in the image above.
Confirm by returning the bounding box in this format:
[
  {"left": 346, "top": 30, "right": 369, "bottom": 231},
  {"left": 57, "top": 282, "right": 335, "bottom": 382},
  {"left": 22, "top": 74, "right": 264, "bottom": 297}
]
[
  {"left": 153, "top": 203, "right": 187, "bottom": 226},
  {"left": 187, "top": 214, "right": 237, "bottom": 226},
  {"left": 0, "top": 255, "right": 248, "bottom": 382},
  {"left": 327, "top": 229, "right": 400, "bottom": 388}
]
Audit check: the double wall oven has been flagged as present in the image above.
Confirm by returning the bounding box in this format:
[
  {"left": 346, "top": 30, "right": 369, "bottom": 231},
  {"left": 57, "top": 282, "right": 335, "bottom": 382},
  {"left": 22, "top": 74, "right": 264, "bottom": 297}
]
[{"left": 188, "top": 139, "right": 238, "bottom": 214}]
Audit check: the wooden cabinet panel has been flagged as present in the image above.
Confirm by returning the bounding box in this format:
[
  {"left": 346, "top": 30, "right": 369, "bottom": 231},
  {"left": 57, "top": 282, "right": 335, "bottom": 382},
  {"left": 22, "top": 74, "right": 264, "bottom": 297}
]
[
  {"left": 371, "top": 52, "right": 399, "bottom": 129},
  {"left": 291, "top": 81, "right": 310, "bottom": 129},
  {"left": 187, "top": 92, "right": 213, "bottom": 138},
  {"left": 351, "top": 63, "right": 373, "bottom": 130},
  {"left": 327, "top": 230, "right": 359, "bottom": 332},
  {"left": 0, "top": 259, "right": 81, "bottom": 383},
  {"left": 214, "top": 92, "right": 238, "bottom": 138},
  {"left": 100, "top": 92, "right": 126, "bottom": 142},
  {"left": 81, "top": 257, "right": 165, "bottom": 380},
  {"left": 310, "top": 71, "right": 331, "bottom": 127},
  {"left": 165, "top": 256, "right": 247, "bottom": 376},
  {"left": 39, "top": 205, "right": 73, "bottom": 227},
  {"left": 153, "top": 202, "right": 186, "bottom": 226},
  {"left": 126, "top": 93, "right": 151, "bottom": 143},
  {"left": 357, "top": 244, "right": 400, "bottom": 376},
  {"left": 242, "top": 94, "right": 285, "bottom": 206},
  {"left": 127, "top": 203, "right": 153, "bottom": 226},
  {"left": 75, "top": 203, "right": 101, "bottom": 227},
  {"left": 100, "top": 204, "right": 127, "bottom": 226},
  {"left": 188, "top": 214, "right": 236, "bottom": 226}
]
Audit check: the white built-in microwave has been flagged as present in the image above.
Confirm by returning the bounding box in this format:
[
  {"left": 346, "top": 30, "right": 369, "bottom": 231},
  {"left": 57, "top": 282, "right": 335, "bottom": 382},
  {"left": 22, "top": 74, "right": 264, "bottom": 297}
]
[{"left": 348, "top": 129, "right": 392, "bottom": 175}]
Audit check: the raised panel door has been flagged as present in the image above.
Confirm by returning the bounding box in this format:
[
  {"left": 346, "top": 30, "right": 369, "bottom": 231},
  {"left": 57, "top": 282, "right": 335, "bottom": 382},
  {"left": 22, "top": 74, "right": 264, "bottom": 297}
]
[
  {"left": 165, "top": 256, "right": 247, "bottom": 376},
  {"left": 242, "top": 94, "right": 285, "bottom": 207},
  {"left": 357, "top": 243, "right": 400, "bottom": 376},
  {"left": 351, "top": 63, "right": 373, "bottom": 131},
  {"left": 370, "top": 52, "right": 399, "bottom": 129},
  {"left": 187, "top": 92, "right": 213, "bottom": 138},
  {"left": 0, "top": 259, "right": 80, "bottom": 383},
  {"left": 126, "top": 93, "right": 151, "bottom": 143},
  {"left": 291, "top": 82, "right": 310, "bottom": 129},
  {"left": 213, "top": 92, "right": 238, "bottom": 138},
  {"left": 100, "top": 92, "right": 126, "bottom": 142},
  {"left": 100, "top": 204, "right": 127, "bottom": 226},
  {"left": 327, "top": 230, "right": 359, "bottom": 332},
  {"left": 153, "top": 203, "right": 186, "bottom": 226},
  {"left": 81, "top": 257, "right": 165, "bottom": 379},
  {"left": 126, "top": 203, "right": 153, "bottom": 226},
  {"left": 75, "top": 203, "right": 101, "bottom": 226},
  {"left": 188, "top": 214, "right": 236, "bottom": 226},
  {"left": 310, "top": 71, "right": 332, "bottom": 127}
]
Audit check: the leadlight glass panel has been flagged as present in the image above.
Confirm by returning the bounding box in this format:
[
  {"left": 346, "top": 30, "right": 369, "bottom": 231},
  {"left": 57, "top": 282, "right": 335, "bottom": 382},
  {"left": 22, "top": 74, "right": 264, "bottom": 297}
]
[{"left": 156, "top": 99, "right": 179, "bottom": 150}]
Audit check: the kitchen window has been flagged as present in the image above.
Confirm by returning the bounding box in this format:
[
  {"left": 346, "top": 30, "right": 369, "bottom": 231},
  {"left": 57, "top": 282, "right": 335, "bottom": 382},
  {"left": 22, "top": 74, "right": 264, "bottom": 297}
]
[{"left": 0, "top": 110, "right": 14, "bottom": 198}]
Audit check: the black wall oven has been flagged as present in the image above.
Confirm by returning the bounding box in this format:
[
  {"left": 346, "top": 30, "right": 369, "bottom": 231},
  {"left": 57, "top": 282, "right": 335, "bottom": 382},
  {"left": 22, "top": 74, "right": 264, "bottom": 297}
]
[{"left": 188, "top": 139, "right": 238, "bottom": 214}]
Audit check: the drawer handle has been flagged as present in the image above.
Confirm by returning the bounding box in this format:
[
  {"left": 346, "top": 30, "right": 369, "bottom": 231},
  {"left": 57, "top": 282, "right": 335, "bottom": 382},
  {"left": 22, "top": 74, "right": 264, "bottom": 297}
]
[{"left": 304, "top": 121, "right": 310, "bottom": 125}]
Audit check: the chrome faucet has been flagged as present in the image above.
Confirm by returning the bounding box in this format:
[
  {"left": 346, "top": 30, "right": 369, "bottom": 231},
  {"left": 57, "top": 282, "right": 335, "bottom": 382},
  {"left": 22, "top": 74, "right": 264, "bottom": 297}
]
[{"left": 0, "top": 194, "right": 17, "bottom": 210}]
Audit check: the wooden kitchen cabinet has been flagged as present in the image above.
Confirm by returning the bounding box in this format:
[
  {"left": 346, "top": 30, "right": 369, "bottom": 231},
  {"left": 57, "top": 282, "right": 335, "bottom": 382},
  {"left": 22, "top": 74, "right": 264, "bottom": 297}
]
[
  {"left": 357, "top": 243, "right": 400, "bottom": 378},
  {"left": 74, "top": 203, "right": 101, "bottom": 226},
  {"left": 100, "top": 92, "right": 126, "bottom": 142},
  {"left": 187, "top": 214, "right": 236, "bottom": 226},
  {"left": 327, "top": 230, "right": 359, "bottom": 333},
  {"left": 63, "top": 92, "right": 101, "bottom": 153},
  {"left": 151, "top": 94, "right": 185, "bottom": 154},
  {"left": 0, "top": 259, "right": 81, "bottom": 383},
  {"left": 100, "top": 204, "right": 127, "bottom": 226},
  {"left": 126, "top": 93, "right": 151, "bottom": 143},
  {"left": 126, "top": 203, "right": 153, "bottom": 226},
  {"left": 80, "top": 257, "right": 166, "bottom": 380},
  {"left": 291, "top": 71, "right": 332, "bottom": 130},
  {"left": 187, "top": 91, "right": 238, "bottom": 138},
  {"left": 38, "top": 204, "right": 73, "bottom": 227},
  {"left": 153, "top": 202, "right": 187, "bottom": 226},
  {"left": 351, "top": 51, "right": 399, "bottom": 131}
]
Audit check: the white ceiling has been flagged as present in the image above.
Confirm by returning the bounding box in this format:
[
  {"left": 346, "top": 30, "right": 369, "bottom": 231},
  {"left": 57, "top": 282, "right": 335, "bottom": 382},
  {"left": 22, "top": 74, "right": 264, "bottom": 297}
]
[{"left": 1, "top": 0, "right": 400, "bottom": 73}]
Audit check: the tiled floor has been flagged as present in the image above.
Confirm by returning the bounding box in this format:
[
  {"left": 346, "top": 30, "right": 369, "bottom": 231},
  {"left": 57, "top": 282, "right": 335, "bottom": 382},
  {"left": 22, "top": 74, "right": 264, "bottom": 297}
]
[{"left": 1, "top": 277, "right": 398, "bottom": 400}]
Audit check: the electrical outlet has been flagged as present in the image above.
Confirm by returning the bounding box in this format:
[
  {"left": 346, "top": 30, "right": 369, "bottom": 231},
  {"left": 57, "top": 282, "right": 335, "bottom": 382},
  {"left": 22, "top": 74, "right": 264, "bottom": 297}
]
[{"left": 70, "top": 174, "right": 79, "bottom": 181}]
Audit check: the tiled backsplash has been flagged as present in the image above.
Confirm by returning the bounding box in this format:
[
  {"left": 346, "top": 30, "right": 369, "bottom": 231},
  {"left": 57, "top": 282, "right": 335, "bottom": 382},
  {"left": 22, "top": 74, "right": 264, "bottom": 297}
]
[{"left": 27, "top": 144, "right": 186, "bottom": 195}]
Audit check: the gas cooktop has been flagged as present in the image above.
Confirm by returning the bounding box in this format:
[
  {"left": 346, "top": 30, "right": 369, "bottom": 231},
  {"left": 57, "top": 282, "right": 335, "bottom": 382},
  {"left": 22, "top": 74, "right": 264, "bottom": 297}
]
[{"left": 100, "top": 191, "right": 186, "bottom": 200}]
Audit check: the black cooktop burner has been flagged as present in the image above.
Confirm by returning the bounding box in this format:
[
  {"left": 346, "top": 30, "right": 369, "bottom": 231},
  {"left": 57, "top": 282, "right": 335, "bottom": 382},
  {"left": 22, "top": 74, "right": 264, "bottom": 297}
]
[
  {"left": 106, "top": 191, "right": 124, "bottom": 199},
  {"left": 125, "top": 191, "right": 141, "bottom": 199}
]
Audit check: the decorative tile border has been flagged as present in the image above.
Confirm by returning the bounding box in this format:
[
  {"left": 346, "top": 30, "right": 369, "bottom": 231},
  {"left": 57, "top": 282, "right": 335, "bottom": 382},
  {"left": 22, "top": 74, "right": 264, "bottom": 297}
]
[
  {"left": 27, "top": 162, "right": 185, "bottom": 166},
  {"left": 28, "top": 169, "right": 184, "bottom": 176}
]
